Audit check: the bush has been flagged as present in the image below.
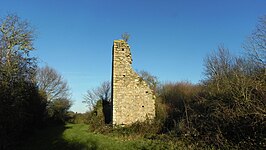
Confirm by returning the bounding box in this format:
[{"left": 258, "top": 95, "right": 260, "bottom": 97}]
[
  {"left": 47, "top": 98, "right": 72, "bottom": 124},
  {"left": 159, "top": 82, "right": 201, "bottom": 135},
  {"left": 84, "top": 100, "right": 108, "bottom": 132},
  {"left": 195, "top": 47, "right": 266, "bottom": 148}
]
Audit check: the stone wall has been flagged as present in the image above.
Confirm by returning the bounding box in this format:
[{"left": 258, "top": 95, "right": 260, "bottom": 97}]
[{"left": 111, "top": 40, "right": 155, "bottom": 125}]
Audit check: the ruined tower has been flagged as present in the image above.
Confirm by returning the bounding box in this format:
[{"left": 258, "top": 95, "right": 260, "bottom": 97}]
[{"left": 111, "top": 40, "right": 155, "bottom": 125}]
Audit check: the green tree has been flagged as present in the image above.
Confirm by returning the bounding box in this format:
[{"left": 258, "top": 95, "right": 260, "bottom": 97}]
[
  {"left": 0, "top": 14, "right": 34, "bottom": 60},
  {"left": 0, "top": 14, "right": 36, "bottom": 82},
  {"left": 0, "top": 14, "right": 45, "bottom": 149},
  {"left": 47, "top": 98, "right": 72, "bottom": 123},
  {"left": 83, "top": 81, "right": 112, "bottom": 124}
]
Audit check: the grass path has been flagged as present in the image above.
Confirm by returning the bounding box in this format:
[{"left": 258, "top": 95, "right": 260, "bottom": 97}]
[
  {"left": 17, "top": 123, "right": 178, "bottom": 150},
  {"left": 62, "top": 124, "right": 135, "bottom": 150}
]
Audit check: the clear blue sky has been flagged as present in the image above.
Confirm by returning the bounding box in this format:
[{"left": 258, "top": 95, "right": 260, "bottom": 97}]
[{"left": 1, "top": 0, "right": 265, "bottom": 113}]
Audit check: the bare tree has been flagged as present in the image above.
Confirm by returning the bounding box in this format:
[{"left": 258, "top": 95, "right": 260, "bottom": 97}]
[
  {"left": 243, "top": 15, "right": 266, "bottom": 70},
  {"left": 36, "top": 66, "right": 70, "bottom": 101},
  {"left": 137, "top": 70, "right": 158, "bottom": 93},
  {"left": 83, "top": 81, "right": 111, "bottom": 110},
  {"left": 204, "top": 46, "right": 233, "bottom": 80},
  {"left": 121, "top": 32, "right": 130, "bottom": 42}
]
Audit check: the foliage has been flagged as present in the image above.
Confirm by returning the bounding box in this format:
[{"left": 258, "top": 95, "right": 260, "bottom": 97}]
[
  {"left": 84, "top": 100, "right": 108, "bottom": 132},
  {"left": 36, "top": 66, "right": 70, "bottom": 102},
  {"left": 83, "top": 16, "right": 265, "bottom": 149},
  {"left": 5, "top": 14, "right": 262, "bottom": 149},
  {"left": 121, "top": 32, "right": 130, "bottom": 42},
  {"left": 47, "top": 98, "right": 72, "bottom": 124},
  {"left": 0, "top": 14, "right": 73, "bottom": 149},
  {"left": 156, "top": 46, "right": 265, "bottom": 149},
  {"left": 36, "top": 65, "right": 72, "bottom": 124},
  {"left": 152, "top": 17, "right": 266, "bottom": 149},
  {"left": 68, "top": 112, "right": 89, "bottom": 124},
  {"left": 159, "top": 82, "right": 201, "bottom": 134},
  {"left": 0, "top": 14, "right": 46, "bottom": 149},
  {"left": 83, "top": 81, "right": 111, "bottom": 110},
  {"left": 196, "top": 46, "right": 266, "bottom": 148},
  {"left": 83, "top": 81, "right": 112, "bottom": 124},
  {"left": 138, "top": 70, "right": 159, "bottom": 93},
  {"left": 0, "top": 14, "right": 35, "bottom": 66},
  {"left": 243, "top": 15, "right": 266, "bottom": 68}
]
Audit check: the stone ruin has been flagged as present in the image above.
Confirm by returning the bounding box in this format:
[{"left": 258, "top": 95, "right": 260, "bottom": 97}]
[{"left": 111, "top": 40, "right": 155, "bottom": 125}]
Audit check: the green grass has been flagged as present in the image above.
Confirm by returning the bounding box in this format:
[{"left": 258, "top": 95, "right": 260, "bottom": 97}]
[{"left": 16, "top": 123, "right": 182, "bottom": 150}]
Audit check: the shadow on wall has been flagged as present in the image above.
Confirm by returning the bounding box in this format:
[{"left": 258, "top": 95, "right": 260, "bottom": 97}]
[{"left": 102, "top": 100, "right": 112, "bottom": 124}]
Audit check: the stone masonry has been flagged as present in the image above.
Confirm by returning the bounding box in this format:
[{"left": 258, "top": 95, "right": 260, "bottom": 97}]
[{"left": 111, "top": 40, "right": 155, "bottom": 125}]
